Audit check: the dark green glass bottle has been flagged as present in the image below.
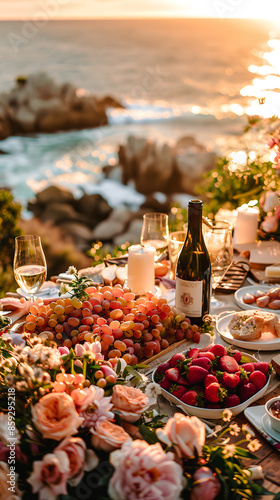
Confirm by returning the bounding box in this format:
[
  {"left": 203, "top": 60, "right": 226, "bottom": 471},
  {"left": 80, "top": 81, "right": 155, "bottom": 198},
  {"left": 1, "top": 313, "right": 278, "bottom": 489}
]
[{"left": 175, "top": 199, "right": 211, "bottom": 324}]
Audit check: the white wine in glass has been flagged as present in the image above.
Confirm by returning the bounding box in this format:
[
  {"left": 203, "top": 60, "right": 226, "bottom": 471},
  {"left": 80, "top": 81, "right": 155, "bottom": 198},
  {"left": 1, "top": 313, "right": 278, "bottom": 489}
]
[
  {"left": 140, "top": 213, "right": 169, "bottom": 260},
  {"left": 14, "top": 235, "right": 47, "bottom": 301}
]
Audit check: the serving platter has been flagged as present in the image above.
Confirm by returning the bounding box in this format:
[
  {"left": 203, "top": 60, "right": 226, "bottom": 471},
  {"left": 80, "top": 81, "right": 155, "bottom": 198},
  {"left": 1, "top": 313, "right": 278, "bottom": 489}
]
[
  {"left": 216, "top": 312, "right": 280, "bottom": 350},
  {"left": 152, "top": 350, "right": 270, "bottom": 419},
  {"left": 234, "top": 284, "right": 280, "bottom": 315}
]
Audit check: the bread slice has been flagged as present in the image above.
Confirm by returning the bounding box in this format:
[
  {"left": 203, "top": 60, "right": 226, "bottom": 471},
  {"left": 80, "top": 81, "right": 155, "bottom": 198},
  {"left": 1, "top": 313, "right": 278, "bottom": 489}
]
[
  {"left": 272, "top": 317, "right": 280, "bottom": 338},
  {"left": 260, "top": 312, "right": 279, "bottom": 337},
  {"left": 228, "top": 311, "right": 264, "bottom": 341}
]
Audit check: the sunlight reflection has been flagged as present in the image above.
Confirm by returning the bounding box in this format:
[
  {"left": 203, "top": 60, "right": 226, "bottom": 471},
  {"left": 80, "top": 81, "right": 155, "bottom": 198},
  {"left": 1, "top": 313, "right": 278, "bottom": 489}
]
[{"left": 241, "top": 34, "right": 280, "bottom": 118}]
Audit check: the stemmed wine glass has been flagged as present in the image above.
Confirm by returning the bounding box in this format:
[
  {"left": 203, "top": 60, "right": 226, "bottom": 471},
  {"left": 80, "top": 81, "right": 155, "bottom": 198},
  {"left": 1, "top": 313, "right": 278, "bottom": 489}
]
[
  {"left": 203, "top": 221, "right": 233, "bottom": 308},
  {"left": 140, "top": 213, "right": 169, "bottom": 260},
  {"left": 14, "top": 235, "right": 47, "bottom": 302}
]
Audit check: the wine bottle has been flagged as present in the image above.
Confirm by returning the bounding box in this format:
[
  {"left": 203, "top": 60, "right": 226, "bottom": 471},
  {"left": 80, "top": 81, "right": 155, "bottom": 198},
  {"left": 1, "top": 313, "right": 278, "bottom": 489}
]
[{"left": 175, "top": 199, "right": 211, "bottom": 324}]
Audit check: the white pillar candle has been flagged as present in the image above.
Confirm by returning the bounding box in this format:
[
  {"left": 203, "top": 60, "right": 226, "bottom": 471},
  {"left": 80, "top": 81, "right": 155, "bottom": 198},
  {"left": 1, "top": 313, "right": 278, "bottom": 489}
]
[
  {"left": 127, "top": 245, "right": 155, "bottom": 295},
  {"left": 234, "top": 205, "right": 259, "bottom": 245}
]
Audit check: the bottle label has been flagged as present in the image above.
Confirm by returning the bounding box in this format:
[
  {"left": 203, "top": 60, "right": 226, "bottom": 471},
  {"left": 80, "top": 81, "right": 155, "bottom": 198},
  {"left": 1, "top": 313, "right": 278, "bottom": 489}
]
[{"left": 175, "top": 277, "right": 203, "bottom": 317}]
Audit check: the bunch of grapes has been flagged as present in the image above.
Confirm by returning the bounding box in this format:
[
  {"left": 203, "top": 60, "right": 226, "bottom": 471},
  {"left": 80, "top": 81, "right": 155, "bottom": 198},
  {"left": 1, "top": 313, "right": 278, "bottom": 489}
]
[{"left": 25, "top": 284, "right": 203, "bottom": 364}]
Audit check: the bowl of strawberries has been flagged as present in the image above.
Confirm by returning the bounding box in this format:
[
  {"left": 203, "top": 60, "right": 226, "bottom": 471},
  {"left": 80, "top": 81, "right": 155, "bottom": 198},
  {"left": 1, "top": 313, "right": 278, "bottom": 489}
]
[{"left": 152, "top": 343, "right": 271, "bottom": 419}]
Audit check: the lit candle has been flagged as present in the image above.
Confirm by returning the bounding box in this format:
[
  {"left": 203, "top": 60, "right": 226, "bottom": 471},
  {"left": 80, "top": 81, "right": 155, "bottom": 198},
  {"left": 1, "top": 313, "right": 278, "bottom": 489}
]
[
  {"left": 234, "top": 204, "right": 259, "bottom": 245},
  {"left": 127, "top": 245, "right": 155, "bottom": 295}
]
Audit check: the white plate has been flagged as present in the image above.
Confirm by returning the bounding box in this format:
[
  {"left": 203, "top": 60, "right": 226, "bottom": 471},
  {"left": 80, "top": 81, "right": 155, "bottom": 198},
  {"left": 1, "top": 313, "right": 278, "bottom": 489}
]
[
  {"left": 216, "top": 312, "right": 280, "bottom": 350},
  {"left": 152, "top": 350, "right": 270, "bottom": 419},
  {"left": 16, "top": 287, "right": 60, "bottom": 299},
  {"left": 262, "top": 414, "right": 280, "bottom": 443},
  {"left": 234, "top": 285, "right": 280, "bottom": 315}
]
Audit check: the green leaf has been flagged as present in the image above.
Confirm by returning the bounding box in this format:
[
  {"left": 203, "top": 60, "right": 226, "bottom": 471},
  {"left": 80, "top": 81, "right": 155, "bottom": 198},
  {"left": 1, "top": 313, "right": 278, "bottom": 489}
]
[
  {"left": 116, "top": 359, "right": 122, "bottom": 376},
  {"left": 138, "top": 424, "right": 159, "bottom": 445},
  {"left": 234, "top": 446, "right": 257, "bottom": 459},
  {"left": 123, "top": 365, "right": 143, "bottom": 380}
]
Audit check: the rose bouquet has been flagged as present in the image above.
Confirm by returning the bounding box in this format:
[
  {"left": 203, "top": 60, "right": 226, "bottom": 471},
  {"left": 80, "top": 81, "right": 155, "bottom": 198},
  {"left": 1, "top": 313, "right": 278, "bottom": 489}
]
[{"left": 0, "top": 332, "right": 278, "bottom": 500}]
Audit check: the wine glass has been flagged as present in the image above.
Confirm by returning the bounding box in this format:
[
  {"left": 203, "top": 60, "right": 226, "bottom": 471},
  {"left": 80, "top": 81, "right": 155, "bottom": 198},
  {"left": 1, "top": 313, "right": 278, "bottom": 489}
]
[
  {"left": 168, "top": 231, "right": 187, "bottom": 279},
  {"left": 140, "top": 213, "right": 169, "bottom": 260},
  {"left": 14, "top": 235, "right": 47, "bottom": 302},
  {"left": 203, "top": 221, "right": 233, "bottom": 308}
]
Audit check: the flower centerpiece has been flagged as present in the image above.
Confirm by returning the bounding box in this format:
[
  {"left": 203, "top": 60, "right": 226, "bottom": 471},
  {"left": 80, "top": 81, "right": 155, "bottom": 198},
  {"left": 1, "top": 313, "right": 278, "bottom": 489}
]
[
  {"left": 195, "top": 117, "right": 280, "bottom": 242},
  {"left": 0, "top": 331, "right": 278, "bottom": 499}
]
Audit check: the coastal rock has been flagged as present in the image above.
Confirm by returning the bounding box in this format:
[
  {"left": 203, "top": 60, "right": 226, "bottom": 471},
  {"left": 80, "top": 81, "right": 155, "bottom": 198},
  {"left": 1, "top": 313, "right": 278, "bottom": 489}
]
[
  {"left": 114, "top": 219, "right": 143, "bottom": 247},
  {"left": 118, "top": 135, "right": 216, "bottom": 196},
  {"left": 0, "top": 102, "right": 12, "bottom": 140},
  {"left": 36, "top": 185, "right": 75, "bottom": 205},
  {"left": 56, "top": 222, "right": 94, "bottom": 251},
  {"left": 92, "top": 207, "right": 133, "bottom": 241},
  {"left": 75, "top": 193, "right": 112, "bottom": 227},
  {"left": 40, "top": 202, "right": 89, "bottom": 226},
  {"left": 0, "top": 72, "right": 124, "bottom": 139}
]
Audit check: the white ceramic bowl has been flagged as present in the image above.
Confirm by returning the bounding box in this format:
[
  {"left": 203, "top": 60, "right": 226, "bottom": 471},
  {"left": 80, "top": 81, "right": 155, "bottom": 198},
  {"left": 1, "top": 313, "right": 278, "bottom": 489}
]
[
  {"left": 152, "top": 350, "right": 270, "bottom": 419},
  {"left": 265, "top": 397, "right": 280, "bottom": 433}
]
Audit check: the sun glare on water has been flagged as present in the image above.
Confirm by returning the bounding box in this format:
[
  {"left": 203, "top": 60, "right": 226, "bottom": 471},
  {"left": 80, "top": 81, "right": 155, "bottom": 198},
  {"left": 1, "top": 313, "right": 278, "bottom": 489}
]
[{"left": 241, "top": 34, "right": 280, "bottom": 118}]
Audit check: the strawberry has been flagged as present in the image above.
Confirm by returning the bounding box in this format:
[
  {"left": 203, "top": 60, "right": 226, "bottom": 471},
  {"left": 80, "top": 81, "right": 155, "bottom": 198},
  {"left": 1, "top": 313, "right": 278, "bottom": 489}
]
[
  {"left": 223, "top": 372, "right": 240, "bottom": 389},
  {"left": 160, "top": 375, "right": 172, "bottom": 391},
  {"left": 224, "top": 394, "right": 240, "bottom": 407},
  {"left": 156, "top": 361, "right": 170, "bottom": 375},
  {"left": 232, "top": 350, "right": 242, "bottom": 363},
  {"left": 241, "top": 363, "right": 255, "bottom": 373},
  {"left": 252, "top": 362, "right": 270, "bottom": 375},
  {"left": 169, "top": 353, "right": 185, "bottom": 368},
  {"left": 166, "top": 367, "right": 179, "bottom": 382},
  {"left": 171, "top": 385, "right": 187, "bottom": 399},
  {"left": 239, "top": 382, "right": 257, "bottom": 402},
  {"left": 204, "top": 383, "right": 227, "bottom": 403},
  {"left": 249, "top": 370, "right": 267, "bottom": 390},
  {"left": 219, "top": 355, "right": 240, "bottom": 373},
  {"left": 209, "top": 344, "right": 227, "bottom": 357},
  {"left": 187, "top": 348, "right": 199, "bottom": 359},
  {"left": 177, "top": 375, "right": 189, "bottom": 386},
  {"left": 207, "top": 403, "right": 221, "bottom": 409},
  {"left": 198, "top": 351, "right": 215, "bottom": 361},
  {"left": 191, "top": 357, "right": 211, "bottom": 370},
  {"left": 180, "top": 390, "right": 199, "bottom": 406},
  {"left": 187, "top": 366, "right": 208, "bottom": 385},
  {"left": 204, "top": 374, "right": 218, "bottom": 387}
]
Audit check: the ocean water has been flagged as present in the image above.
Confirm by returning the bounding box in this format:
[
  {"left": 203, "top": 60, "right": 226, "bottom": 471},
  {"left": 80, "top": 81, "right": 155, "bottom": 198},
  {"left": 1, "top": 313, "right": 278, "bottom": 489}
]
[{"left": 0, "top": 19, "right": 278, "bottom": 210}]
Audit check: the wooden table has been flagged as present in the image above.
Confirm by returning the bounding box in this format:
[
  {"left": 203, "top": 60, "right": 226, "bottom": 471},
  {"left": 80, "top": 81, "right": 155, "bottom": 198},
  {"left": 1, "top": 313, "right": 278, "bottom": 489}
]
[{"left": 6, "top": 282, "right": 280, "bottom": 497}]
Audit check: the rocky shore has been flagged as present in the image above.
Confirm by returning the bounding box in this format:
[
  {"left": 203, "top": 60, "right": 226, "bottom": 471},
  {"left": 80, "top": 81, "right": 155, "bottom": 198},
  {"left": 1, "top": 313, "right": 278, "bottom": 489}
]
[
  {"left": 27, "top": 185, "right": 171, "bottom": 251},
  {"left": 116, "top": 135, "right": 216, "bottom": 195},
  {"left": 0, "top": 73, "right": 124, "bottom": 140}
]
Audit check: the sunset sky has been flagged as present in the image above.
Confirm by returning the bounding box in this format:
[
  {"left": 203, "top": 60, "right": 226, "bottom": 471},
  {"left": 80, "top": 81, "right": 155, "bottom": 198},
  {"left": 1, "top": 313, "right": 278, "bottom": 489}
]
[{"left": 0, "top": 0, "right": 280, "bottom": 19}]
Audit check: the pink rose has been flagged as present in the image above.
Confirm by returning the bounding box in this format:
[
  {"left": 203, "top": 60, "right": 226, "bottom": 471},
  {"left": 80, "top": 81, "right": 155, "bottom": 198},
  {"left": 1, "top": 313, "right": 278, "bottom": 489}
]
[
  {"left": 108, "top": 439, "right": 185, "bottom": 500},
  {"left": 112, "top": 384, "right": 150, "bottom": 423},
  {"left": 91, "top": 418, "right": 131, "bottom": 452},
  {"left": 0, "top": 442, "right": 27, "bottom": 464},
  {"left": 261, "top": 215, "right": 278, "bottom": 233},
  {"left": 156, "top": 413, "right": 205, "bottom": 459},
  {"left": 27, "top": 451, "right": 69, "bottom": 500},
  {"left": 190, "top": 467, "right": 221, "bottom": 500},
  {"left": 71, "top": 386, "right": 114, "bottom": 428},
  {"left": 267, "top": 137, "right": 276, "bottom": 148},
  {"left": 74, "top": 341, "right": 103, "bottom": 361},
  {"left": 55, "top": 437, "right": 99, "bottom": 487},
  {"left": 32, "top": 392, "right": 83, "bottom": 441}
]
